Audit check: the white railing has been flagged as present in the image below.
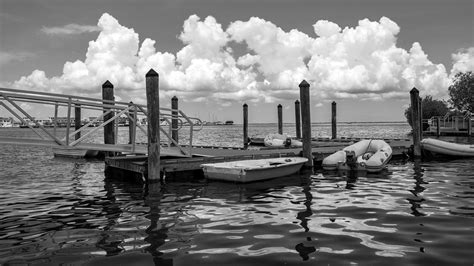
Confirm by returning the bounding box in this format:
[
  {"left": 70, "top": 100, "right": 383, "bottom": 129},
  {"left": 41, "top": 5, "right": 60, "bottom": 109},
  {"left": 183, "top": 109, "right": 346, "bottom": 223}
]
[{"left": 0, "top": 87, "right": 202, "bottom": 156}]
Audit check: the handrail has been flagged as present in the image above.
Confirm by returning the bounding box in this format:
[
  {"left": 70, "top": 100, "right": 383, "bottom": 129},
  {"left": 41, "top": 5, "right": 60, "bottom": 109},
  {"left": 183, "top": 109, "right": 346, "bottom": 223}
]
[{"left": 0, "top": 87, "right": 202, "bottom": 157}]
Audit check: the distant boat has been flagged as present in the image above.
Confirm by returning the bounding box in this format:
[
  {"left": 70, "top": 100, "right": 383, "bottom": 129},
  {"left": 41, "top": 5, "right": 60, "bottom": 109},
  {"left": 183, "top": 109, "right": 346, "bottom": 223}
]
[
  {"left": 421, "top": 138, "right": 474, "bottom": 157},
  {"left": 225, "top": 120, "right": 234, "bottom": 125},
  {"left": 201, "top": 157, "right": 308, "bottom": 183}
]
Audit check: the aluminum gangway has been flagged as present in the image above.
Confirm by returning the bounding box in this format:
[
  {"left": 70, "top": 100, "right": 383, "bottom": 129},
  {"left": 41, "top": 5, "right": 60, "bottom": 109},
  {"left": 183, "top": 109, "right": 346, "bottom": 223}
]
[{"left": 0, "top": 87, "right": 202, "bottom": 157}]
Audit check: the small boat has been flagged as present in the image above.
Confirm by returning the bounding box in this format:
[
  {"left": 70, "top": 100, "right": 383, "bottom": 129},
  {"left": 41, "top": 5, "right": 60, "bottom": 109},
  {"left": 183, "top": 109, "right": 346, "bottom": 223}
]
[
  {"left": 421, "top": 138, "right": 474, "bottom": 157},
  {"left": 201, "top": 157, "right": 308, "bottom": 183},
  {"left": 53, "top": 147, "right": 100, "bottom": 158},
  {"left": 322, "top": 139, "right": 392, "bottom": 172},
  {"left": 264, "top": 133, "right": 302, "bottom": 148}
]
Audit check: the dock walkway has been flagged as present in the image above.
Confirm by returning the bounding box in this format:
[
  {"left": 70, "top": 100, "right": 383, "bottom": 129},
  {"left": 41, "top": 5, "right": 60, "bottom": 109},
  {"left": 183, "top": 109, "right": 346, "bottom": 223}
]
[{"left": 105, "top": 138, "right": 411, "bottom": 180}]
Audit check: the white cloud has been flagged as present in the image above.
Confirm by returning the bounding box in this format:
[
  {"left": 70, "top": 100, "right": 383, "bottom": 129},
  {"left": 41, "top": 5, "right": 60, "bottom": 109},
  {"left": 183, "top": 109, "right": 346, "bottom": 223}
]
[
  {"left": 0, "top": 51, "right": 34, "bottom": 66},
  {"left": 9, "top": 13, "right": 469, "bottom": 107},
  {"left": 41, "top": 23, "right": 100, "bottom": 35},
  {"left": 450, "top": 47, "right": 474, "bottom": 75}
]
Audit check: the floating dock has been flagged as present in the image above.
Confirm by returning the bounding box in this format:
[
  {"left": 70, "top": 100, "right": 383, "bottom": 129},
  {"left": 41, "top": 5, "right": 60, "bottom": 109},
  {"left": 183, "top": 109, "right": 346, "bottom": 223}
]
[{"left": 105, "top": 137, "right": 412, "bottom": 182}]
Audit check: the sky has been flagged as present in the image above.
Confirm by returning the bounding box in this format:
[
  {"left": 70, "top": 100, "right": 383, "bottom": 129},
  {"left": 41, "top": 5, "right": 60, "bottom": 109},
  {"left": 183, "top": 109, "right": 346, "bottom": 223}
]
[{"left": 0, "top": 0, "right": 473, "bottom": 123}]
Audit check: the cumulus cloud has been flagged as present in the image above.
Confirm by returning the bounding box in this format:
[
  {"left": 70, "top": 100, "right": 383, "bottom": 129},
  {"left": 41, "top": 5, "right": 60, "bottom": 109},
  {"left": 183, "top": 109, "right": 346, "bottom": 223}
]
[
  {"left": 41, "top": 23, "right": 100, "bottom": 35},
  {"left": 10, "top": 13, "right": 471, "bottom": 106},
  {"left": 450, "top": 47, "right": 474, "bottom": 75}
]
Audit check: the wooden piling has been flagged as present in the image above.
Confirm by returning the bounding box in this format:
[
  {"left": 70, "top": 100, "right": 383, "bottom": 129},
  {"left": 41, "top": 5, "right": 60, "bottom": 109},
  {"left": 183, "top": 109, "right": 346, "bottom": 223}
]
[
  {"left": 53, "top": 102, "right": 58, "bottom": 137},
  {"left": 145, "top": 69, "right": 160, "bottom": 182},
  {"left": 468, "top": 115, "right": 472, "bottom": 136},
  {"left": 102, "top": 81, "right": 115, "bottom": 146},
  {"left": 295, "top": 100, "right": 301, "bottom": 139},
  {"left": 243, "top": 103, "right": 248, "bottom": 148},
  {"left": 436, "top": 116, "right": 441, "bottom": 137},
  {"left": 171, "top": 96, "right": 179, "bottom": 145},
  {"left": 331, "top": 101, "right": 337, "bottom": 139},
  {"left": 410, "top": 88, "right": 421, "bottom": 157},
  {"left": 74, "top": 104, "right": 81, "bottom": 140},
  {"left": 277, "top": 104, "right": 283, "bottom": 134},
  {"left": 128, "top": 102, "right": 135, "bottom": 144},
  {"left": 299, "top": 80, "right": 313, "bottom": 167}
]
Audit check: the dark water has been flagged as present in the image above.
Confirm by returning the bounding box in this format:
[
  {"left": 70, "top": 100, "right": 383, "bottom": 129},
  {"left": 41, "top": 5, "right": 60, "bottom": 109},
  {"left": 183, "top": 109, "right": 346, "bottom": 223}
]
[{"left": 0, "top": 124, "right": 473, "bottom": 265}]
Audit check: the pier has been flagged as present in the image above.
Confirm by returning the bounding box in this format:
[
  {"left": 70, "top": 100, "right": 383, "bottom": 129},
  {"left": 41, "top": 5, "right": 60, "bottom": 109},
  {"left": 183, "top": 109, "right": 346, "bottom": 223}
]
[{"left": 1, "top": 69, "right": 418, "bottom": 183}]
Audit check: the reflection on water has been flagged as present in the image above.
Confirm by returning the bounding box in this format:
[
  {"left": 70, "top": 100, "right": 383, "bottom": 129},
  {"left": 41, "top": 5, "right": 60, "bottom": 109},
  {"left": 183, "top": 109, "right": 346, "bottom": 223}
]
[
  {"left": 1, "top": 149, "right": 473, "bottom": 265},
  {"left": 0, "top": 123, "right": 473, "bottom": 265}
]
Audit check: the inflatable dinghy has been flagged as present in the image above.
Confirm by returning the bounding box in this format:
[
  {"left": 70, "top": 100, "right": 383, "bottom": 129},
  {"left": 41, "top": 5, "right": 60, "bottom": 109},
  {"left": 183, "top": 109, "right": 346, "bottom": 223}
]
[
  {"left": 322, "top": 139, "right": 392, "bottom": 172},
  {"left": 421, "top": 138, "right": 474, "bottom": 157},
  {"left": 264, "top": 133, "right": 302, "bottom": 148}
]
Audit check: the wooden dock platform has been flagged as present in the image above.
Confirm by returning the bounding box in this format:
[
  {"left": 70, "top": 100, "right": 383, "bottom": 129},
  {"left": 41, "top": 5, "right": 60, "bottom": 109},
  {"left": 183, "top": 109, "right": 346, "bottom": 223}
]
[{"left": 105, "top": 138, "right": 412, "bottom": 181}]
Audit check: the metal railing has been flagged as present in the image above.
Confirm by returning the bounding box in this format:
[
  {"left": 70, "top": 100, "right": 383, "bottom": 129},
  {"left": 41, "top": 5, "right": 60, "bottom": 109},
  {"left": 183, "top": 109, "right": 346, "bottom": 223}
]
[{"left": 0, "top": 87, "right": 202, "bottom": 157}]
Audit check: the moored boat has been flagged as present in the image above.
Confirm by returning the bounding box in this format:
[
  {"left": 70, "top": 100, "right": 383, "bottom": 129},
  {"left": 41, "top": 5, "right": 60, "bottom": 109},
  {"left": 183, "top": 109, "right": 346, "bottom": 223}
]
[
  {"left": 322, "top": 139, "right": 392, "bottom": 172},
  {"left": 421, "top": 138, "right": 474, "bottom": 157},
  {"left": 201, "top": 157, "right": 308, "bottom": 183},
  {"left": 263, "top": 133, "right": 302, "bottom": 148}
]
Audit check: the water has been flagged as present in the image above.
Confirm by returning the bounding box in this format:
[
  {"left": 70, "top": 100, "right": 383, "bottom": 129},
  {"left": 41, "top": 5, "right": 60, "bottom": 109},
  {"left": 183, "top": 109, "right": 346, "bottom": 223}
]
[{"left": 0, "top": 123, "right": 473, "bottom": 265}]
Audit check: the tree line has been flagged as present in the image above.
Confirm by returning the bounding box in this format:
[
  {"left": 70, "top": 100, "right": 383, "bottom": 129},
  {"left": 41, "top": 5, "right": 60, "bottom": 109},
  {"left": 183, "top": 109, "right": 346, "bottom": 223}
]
[{"left": 404, "top": 71, "right": 473, "bottom": 127}]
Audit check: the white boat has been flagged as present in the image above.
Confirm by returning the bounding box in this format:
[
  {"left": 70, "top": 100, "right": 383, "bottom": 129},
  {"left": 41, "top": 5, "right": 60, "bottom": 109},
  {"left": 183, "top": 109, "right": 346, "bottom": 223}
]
[
  {"left": 421, "top": 138, "right": 474, "bottom": 157},
  {"left": 201, "top": 157, "right": 308, "bottom": 183},
  {"left": 322, "top": 139, "right": 392, "bottom": 172},
  {"left": 264, "top": 133, "right": 302, "bottom": 148}
]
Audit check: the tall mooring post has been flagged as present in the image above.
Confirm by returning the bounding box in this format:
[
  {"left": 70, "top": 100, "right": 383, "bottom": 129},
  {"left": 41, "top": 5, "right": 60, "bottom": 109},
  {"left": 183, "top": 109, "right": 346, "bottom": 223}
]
[
  {"left": 102, "top": 81, "right": 115, "bottom": 146},
  {"left": 128, "top": 102, "right": 135, "bottom": 144},
  {"left": 171, "top": 96, "right": 179, "bottom": 145},
  {"left": 299, "top": 80, "right": 313, "bottom": 167},
  {"left": 436, "top": 116, "right": 441, "bottom": 137},
  {"left": 410, "top": 88, "right": 421, "bottom": 158},
  {"left": 75, "top": 104, "right": 81, "bottom": 140},
  {"left": 277, "top": 104, "right": 283, "bottom": 134},
  {"left": 295, "top": 100, "right": 301, "bottom": 139},
  {"left": 146, "top": 69, "right": 161, "bottom": 182},
  {"left": 331, "top": 101, "right": 337, "bottom": 140},
  {"left": 243, "top": 103, "right": 249, "bottom": 148},
  {"left": 468, "top": 115, "right": 472, "bottom": 136}
]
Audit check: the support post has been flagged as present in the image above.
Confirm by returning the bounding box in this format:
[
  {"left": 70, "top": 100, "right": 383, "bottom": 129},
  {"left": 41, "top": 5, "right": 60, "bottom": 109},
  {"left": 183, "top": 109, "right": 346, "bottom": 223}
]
[
  {"left": 295, "top": 100, "right": 301, "bottom": 139},
  {"left": 146, "top": 69, "right": 160, "bottom": 182},
  {"left": 277, "top": 104, "right": 283, "bottom": 134},
  {"left": 468, "top": 115, "right": 472, "bottom": 136},
  {"left": 419, "top": 96, "right": 423, "bottom": 138},
  {"left": 128, "top": 102, "right": 135, "bottom": 144},
  {"left": 171, "top": 96, "right": 179, "bottom": 145},
  {"left": 331, "top": 101, "right": 337, "bottom": 140},
  {"left": 102, "top": 81, "right": 115, "bottom": 147},
  {"left": 436, "top": 116, "right": 441, "bottom": 137},
  {"left": 299, "top": 80, "right": 313, "bottom": 167},
  {"left": 53, "top": 102, "right": 58, "bottom": 137},
  {"left": 243, "top": 103, "right": 248, "bottom": 148},
  {"left": 75, "top": 104, "right": 81, "bottom": 140},
  {"left": 66, "top": 97, "right": 71, "bottom": 146},
  {"left": 410, "top": 88, "right": 421, "bottom": 158}
]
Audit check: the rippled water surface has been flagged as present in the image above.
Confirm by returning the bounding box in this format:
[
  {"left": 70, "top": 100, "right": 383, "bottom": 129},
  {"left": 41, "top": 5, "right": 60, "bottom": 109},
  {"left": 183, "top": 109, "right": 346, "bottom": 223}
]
[{"left": 0, "top": 124, "right": 473, "bottom": 265}]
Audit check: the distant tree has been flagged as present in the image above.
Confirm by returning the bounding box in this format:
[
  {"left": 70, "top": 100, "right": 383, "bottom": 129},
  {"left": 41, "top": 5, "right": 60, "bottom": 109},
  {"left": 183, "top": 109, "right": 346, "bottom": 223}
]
[
  {"left": 448, "top": 71, "right": 474, "bottom": 113},
  {"left": 404, "top": 95, "right": 449, "bottom": 127}
]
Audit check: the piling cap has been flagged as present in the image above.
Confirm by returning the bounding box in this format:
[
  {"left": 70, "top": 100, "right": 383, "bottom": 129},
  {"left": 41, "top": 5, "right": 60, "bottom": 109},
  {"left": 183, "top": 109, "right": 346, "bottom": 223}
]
[
  {"left": 295, "top": 99, "right": 300, "bottom": 104},
  {"left": 278, "top": 104, "right": 282, "bottom": 108},
  {"left": 146, "top": 69, "right": 158, "bottom": 77},
  {"left": 299, "top": 80, "right": 310, "bottom": 88},
  {"left": 332, "top": 101, "right": 336, "bottom": 105},
  {"left": 410, "top": 87, "right": 419, "bottom": 94},
  {"left": 172, "top": 96, "right": 178, "bottom": 101},
  {"left": 243, "top": 103, "right": 248, "bottom": 107},
  {"left": 102, "top": 80, "right": 113, "bottom": 88}
]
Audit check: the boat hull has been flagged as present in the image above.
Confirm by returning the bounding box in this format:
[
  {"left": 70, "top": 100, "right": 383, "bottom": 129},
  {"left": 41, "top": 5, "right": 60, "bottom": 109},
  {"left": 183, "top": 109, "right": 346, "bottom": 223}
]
[
  {"left": 322, "top": 139, "right": 392, "bottom": 173},
  {"left": 421, "top": 138, "right": 474, "bottom": 157},
  {"left": 201, "top": 157, "right": 308, "bottom": 183}
]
